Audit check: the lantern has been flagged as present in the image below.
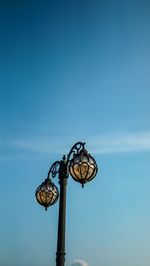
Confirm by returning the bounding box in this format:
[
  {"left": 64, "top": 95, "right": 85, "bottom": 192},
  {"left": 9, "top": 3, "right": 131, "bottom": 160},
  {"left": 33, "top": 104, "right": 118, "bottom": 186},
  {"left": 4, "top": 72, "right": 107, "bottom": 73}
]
[
  {"left": 35, "top": 178, "right": 59, "bottom": 210},
  {"left": 69, "top": 148, "right": 98, "bottom": 187}
]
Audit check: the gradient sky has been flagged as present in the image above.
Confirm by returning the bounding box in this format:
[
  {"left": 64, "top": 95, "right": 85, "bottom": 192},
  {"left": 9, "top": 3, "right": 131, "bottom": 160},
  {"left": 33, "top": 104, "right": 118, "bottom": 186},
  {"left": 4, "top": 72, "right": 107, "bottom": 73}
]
[{"left": 1, "top": 1, "right": 150, "bottom": 266}]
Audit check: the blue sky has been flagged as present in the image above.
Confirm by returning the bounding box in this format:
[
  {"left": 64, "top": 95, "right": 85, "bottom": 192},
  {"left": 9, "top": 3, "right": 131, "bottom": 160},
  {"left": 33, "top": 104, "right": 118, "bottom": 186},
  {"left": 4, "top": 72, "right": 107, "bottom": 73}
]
[{"left": 1, "top": 1, "right": 150, "bottom": 266}]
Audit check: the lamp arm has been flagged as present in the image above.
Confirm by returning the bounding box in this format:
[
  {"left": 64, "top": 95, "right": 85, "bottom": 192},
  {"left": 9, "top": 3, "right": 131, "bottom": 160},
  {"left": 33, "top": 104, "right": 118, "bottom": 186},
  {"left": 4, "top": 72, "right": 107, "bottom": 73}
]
[
  {"left": 66, "top": 141, "right": 86, "bottom": 164},
  {"left": 47, "top": 161, "right": 60, "bottom": 179},
  {"left": 47, "top": 142, "right": 86, "bottom": 179}
]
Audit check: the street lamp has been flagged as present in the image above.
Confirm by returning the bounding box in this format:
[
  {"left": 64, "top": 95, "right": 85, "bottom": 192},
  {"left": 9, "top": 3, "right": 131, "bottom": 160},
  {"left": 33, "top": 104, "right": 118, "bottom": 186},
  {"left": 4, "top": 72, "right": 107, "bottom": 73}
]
[{"left": 35, "top": 142, "right": 98, "bottom": 266}]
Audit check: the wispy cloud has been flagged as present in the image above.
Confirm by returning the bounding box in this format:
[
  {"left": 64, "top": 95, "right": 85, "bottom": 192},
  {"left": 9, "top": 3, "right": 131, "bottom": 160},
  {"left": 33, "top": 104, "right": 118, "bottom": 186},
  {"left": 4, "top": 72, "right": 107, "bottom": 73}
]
[
  {"left": 71, "top": 258, "right": 88, "bottom": 266},
  {"left": 5, "top": 131, "right": 150, "bottom": 156},
  {"left": 88, "top": 132, "right": 150, "bottom": 154},
  {"left": 9, "top": 137, "right": 69, "bottom": 154}
]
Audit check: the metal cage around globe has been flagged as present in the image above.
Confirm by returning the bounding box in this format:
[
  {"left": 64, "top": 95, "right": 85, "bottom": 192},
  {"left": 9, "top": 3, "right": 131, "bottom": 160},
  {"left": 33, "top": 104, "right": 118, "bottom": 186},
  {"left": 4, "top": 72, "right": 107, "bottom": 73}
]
[
  {"left": 35, "top": 178, "right": 59, "bottom": 210},
  {"left": 69, "top": 149, "right": 98, "bottom": 187}
]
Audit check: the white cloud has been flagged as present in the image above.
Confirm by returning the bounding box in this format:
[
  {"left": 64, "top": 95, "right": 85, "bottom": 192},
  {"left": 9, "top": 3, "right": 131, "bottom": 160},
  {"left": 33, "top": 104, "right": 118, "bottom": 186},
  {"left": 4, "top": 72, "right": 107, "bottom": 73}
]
[
  {"left": 9, "top": 137, "right": 69, "bottom": 154},
  {"left": 71, "top": 258, "right": 88, "bottom": 266},
  {"left": 87, "top": 131, "right": 150, "bottom": 154},
  {"left": 6, "top": 131, "right": 150, "bottom": 155}
]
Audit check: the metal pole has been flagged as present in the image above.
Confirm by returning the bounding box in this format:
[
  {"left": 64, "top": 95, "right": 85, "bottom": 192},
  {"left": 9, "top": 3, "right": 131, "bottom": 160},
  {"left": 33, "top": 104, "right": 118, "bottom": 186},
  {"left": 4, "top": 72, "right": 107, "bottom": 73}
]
[{"left": 56, "top": 159, "right": 68, "bottom": 266}]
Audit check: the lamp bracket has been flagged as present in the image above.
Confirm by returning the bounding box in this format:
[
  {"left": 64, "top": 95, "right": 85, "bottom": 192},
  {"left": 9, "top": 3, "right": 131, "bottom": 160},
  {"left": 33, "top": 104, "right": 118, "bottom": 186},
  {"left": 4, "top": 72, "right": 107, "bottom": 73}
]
[
  {"left": 47, "top": 142, "right": 86, "bottom": 180},
  {"left": 47, "top": 161, "right": 60, "bottom": 179},
  {"left": 67, "top": 142, "right": 85, "bottom": 163}
]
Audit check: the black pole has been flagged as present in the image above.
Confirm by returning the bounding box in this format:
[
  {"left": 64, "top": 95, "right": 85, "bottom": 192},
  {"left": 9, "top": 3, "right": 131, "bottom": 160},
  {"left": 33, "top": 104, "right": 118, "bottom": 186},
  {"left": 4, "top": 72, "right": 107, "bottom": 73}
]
[{"left": 56, "top": 158, "right": 68, "bottom": 266}]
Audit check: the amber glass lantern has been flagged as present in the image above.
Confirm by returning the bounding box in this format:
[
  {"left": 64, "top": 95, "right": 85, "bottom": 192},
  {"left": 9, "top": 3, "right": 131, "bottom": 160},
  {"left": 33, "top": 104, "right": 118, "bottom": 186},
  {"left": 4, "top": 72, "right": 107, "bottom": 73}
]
[
  {"left": 69, "top": 148, "right": 98, "bottom": 187},
  {"left": 35, "top": 178, "right": 59, "bottom": 210}
]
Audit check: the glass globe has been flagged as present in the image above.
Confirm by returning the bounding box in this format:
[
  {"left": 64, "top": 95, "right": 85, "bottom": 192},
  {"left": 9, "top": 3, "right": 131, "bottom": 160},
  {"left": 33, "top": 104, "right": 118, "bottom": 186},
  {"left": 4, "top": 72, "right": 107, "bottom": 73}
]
[
  {"left": 69, "top": 149, "right": 98, "bottom": 187},
  {"left": 35, "top": 178, "right": 59, "bottom": 210}
]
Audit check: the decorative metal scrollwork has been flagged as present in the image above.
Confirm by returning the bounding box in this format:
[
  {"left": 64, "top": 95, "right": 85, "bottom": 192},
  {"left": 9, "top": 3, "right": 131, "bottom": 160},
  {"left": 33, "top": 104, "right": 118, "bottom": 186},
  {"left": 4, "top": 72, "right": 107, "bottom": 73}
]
[
  {"left": 67, "top": 142, "right": 85, "bottom": 163},
  {"left": 47, "top": 161, "right": 60, "bottom": 179}
]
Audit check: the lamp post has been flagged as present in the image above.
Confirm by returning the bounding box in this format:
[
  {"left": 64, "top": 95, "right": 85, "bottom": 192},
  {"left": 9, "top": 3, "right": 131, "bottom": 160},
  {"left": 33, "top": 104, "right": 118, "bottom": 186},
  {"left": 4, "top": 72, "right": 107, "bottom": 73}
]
[{"left": 35, "top": 142, "right": 98, "bottom": 266}]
